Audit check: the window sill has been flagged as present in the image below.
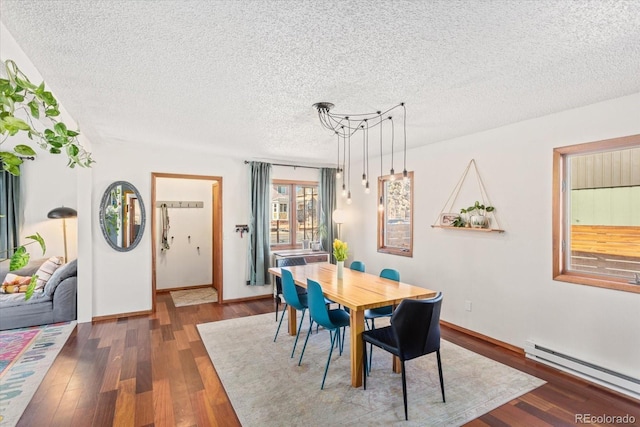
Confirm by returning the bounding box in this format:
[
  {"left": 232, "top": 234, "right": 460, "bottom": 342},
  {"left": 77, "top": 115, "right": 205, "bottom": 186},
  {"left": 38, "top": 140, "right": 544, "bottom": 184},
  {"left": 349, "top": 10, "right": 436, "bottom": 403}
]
[
  {"left": 378, "top": 247, "right": 413, "bottom": 257},
  {"left": 554, "top": 272, "right": 640, "bottom": 294}
]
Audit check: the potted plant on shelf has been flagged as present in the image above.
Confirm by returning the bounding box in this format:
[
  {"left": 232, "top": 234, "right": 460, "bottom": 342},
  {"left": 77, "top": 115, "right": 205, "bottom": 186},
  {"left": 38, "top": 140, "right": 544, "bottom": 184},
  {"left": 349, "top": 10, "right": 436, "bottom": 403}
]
[
  {"left": 460, "top": 201, "right": 495, "bottom": 228},
  {"left": 311, "top": 223, "right": 327, "bottom": 251}
]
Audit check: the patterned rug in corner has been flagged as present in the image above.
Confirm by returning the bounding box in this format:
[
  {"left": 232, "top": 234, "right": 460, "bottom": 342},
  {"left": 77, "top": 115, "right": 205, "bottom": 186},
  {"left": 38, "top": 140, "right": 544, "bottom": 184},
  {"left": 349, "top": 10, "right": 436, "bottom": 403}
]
[
  {"left": 0, "top": 321, "right": 76, "bottom": 427},
  {"left": 198, "top": 313, "right": 545, "bottom": 426},
  {"left": 170, "top": 287, "right": 218, "bottom": 307}
]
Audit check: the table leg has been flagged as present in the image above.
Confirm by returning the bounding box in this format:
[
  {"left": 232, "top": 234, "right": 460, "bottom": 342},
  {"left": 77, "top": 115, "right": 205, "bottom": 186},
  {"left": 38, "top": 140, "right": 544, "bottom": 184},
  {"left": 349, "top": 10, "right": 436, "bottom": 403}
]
[
  {"left": 350, "top": 309, "right": 365, "bottom": 387},
  {"left": 288, "top": 305, "right": 297, "bottom": 335}
]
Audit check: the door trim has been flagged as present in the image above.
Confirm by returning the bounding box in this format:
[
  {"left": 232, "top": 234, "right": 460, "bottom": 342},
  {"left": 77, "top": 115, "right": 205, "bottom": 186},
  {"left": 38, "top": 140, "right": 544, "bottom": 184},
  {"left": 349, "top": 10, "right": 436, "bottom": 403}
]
[{"left": 151, "top": 172, "right": 223, "bottom": 312}]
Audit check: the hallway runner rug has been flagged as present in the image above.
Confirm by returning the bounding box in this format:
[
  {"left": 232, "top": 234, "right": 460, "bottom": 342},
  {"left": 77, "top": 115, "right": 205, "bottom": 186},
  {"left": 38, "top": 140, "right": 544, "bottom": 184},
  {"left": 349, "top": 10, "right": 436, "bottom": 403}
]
[
  {"left": 198, "top": 313, "right": 545, "bottom": 426},
  {"left": 0, "top": 321, "right": 76, "bottom": 427}
]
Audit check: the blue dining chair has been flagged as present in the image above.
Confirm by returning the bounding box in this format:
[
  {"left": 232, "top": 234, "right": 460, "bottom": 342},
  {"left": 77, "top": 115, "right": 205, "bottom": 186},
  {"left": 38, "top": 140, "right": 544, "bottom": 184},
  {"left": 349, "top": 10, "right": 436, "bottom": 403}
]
[
  {"left": 350, "top": 260, "right": 365, "bottom": 272},
  {"left": 363, "top": 293, "right": 445, "bottom": 420},
  {"left": 273, "top": 269, "right": 310, "bottom": 358},
  {"left": 364, "top": 268, "right": 400, "bottom": 371},
  {"left": 298, "top": 279, "right": 351, "bottom": 390}
]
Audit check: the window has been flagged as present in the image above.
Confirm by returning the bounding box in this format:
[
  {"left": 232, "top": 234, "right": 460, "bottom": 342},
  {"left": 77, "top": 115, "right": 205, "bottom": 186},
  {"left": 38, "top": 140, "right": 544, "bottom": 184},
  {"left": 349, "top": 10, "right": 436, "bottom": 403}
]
[
  {"left": 270, "top": 180, "right": 319, "bottom": 248},
  {"left": 378, "top": 172, "right": 413, "bottom": 257},
  {"left": 553, "top": 134, "right": 640, "bottom": 293}
]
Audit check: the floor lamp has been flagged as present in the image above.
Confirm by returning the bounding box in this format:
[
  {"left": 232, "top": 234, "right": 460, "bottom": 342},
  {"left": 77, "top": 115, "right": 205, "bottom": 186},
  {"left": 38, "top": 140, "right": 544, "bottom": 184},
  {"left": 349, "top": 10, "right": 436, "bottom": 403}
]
[{"left": 47, "top": 207, "right": 77, "bottom": 263}]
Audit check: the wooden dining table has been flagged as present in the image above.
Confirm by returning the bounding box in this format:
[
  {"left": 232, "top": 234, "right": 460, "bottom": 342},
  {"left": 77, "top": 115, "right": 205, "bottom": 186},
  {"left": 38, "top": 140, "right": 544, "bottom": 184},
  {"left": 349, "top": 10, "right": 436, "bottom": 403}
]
[{"left": 268, "top": 262, "right": 437, "bottom": 387}]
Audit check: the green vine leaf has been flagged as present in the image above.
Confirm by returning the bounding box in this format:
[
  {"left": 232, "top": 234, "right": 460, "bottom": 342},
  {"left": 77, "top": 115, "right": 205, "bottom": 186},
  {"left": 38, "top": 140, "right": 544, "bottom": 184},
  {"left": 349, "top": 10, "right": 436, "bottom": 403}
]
[
  {"left": 24, "top": 275, "right": 38, "bottom": 301},
  {"left": 14, "top": 144, "right": 37, "bottom": 156},
  {"left": 9, "top": 246, "right": 29, "bottom": 270},
  {"left": 26, "top": 233, "right": 46, "bottom": 255}
]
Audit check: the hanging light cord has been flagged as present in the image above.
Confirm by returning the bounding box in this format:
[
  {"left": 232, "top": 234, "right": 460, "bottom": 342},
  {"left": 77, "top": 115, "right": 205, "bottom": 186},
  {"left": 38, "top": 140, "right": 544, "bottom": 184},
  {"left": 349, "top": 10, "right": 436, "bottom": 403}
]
[{"left": 402, "top": 102, "right": 407, "bottom": 175}]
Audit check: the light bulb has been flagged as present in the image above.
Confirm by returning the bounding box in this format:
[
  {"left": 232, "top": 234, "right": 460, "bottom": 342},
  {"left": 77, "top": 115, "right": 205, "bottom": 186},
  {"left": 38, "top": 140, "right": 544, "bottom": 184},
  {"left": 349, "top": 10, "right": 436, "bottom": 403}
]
[
  {"left": 378, "top": 196, "right": 384, "bottom": 211},
  {"left": 403, "top": 169, "right": 408, "bottom": 181},
  {"left": 347, "top": 191, "right": 352, "bottom": 205},
  {"left": 342, "top": 184, "right": 347, "bottom": 197},
  {"left": 365, "top": 182, "right": 370, "bottom": 194},
  {"left": 389, "top": 173, "right": 396, "bottom": 182},
  {"left": 336, "top": 169, "right": 341, "bottom": 179},
  {"left": 361, "top": 174, "right": 366, "bottom": 185}
]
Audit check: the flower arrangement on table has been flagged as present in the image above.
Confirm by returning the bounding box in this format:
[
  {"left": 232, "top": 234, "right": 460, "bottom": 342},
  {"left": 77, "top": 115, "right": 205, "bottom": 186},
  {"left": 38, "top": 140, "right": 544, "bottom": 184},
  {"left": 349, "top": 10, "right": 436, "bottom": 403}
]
[{"left": 333, "top": 239, "right": 349, "bottom": 262}]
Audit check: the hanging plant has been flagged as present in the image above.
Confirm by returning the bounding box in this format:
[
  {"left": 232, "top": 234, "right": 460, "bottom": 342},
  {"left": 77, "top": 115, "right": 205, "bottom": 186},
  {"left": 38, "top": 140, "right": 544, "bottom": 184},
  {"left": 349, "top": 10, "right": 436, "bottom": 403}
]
[{"left": 0, "top": 59, "right": 94, "bottom": 175}]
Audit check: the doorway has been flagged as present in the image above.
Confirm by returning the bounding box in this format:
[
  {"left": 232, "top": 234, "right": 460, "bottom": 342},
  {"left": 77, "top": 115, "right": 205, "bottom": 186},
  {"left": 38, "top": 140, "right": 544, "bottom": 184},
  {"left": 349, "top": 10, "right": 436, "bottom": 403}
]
[{"left": 151, "top": 173, "right": 223, "bottom": 312}]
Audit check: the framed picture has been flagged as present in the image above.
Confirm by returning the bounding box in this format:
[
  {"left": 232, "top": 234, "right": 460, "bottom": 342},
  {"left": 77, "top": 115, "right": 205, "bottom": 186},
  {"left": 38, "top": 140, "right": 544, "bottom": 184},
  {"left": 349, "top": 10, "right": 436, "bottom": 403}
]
[{"left": 440, "top": 213, "right": 460, "bottom": 226}]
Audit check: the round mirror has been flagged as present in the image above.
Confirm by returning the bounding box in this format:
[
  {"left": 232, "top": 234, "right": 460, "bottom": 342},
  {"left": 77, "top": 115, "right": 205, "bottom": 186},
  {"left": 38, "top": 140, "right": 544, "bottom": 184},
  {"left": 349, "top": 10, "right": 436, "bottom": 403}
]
[{"left": 99, "top": 181, "right": 145, "bottom": 251}]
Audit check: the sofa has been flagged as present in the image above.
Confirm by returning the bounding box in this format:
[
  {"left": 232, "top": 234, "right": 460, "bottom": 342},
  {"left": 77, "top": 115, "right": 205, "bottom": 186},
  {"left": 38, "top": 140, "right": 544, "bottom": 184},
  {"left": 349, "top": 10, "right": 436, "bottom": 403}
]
[{"left": 0, "top": 258, "right": 77, "bottom": 331}]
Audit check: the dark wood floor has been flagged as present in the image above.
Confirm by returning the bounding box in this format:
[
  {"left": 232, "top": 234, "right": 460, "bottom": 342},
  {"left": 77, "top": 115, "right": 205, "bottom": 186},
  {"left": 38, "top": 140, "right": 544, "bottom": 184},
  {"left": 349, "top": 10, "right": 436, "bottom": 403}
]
[{"left": 17, "top": 293, "right": 640, "bottom": 426}]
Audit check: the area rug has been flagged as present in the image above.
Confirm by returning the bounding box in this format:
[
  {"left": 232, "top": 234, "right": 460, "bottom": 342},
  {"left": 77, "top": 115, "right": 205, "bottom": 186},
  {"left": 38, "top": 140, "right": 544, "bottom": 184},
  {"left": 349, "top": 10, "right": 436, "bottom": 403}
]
[
  {"left": 170, "top": 287, "right": 218, "bottom": 307},
  {"left": 0, "top": 321, "right": 76, "bottom": 427},
  {"left": 198, "top": 313, "right": 545, "bottom": 426}
]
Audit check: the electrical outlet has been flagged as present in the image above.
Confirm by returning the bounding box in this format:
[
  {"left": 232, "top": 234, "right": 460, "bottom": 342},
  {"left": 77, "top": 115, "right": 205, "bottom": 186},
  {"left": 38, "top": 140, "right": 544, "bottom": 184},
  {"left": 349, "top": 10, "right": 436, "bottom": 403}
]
[{"left": 465, "top": 300, "right": 472, "bottom": 312}]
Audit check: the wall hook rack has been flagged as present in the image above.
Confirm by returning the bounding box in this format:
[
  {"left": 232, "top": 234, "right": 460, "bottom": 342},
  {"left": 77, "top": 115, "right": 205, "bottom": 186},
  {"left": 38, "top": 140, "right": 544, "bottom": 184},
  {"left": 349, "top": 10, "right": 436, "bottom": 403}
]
[
  {"left": 235, "top": 224, "right": 249, "bottom": 238},
  {"left": 156, "top": 201, "right": 204, "bottom": 208}
]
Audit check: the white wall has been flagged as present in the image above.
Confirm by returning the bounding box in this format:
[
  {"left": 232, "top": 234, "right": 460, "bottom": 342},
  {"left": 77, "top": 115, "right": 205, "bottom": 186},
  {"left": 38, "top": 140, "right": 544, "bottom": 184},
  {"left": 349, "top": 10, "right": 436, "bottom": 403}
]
[
  {"left": 155, "top": 178, "right": 213, "bottom": 290},
  {"left": 341, "top": 92, "right": 640, "bottom": 379}
]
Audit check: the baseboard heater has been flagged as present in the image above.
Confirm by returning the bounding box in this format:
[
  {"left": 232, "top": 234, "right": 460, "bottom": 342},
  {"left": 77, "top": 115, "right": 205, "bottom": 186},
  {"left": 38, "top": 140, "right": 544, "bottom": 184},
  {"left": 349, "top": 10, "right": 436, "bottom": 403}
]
[{"left": 524, "top": 340, "right": 640, "bottom": 400}]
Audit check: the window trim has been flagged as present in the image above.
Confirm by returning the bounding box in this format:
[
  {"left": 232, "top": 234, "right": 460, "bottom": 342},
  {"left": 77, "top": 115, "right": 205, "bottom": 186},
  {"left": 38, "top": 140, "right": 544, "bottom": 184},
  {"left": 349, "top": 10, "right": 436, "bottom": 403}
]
[
  {"left": 377, "top": 171, "right": 414, "bottom": 257},
  {"left": 270, "top": 179, "right": 319, "bottom": 250},
  {"left": 552, "top": 134, "right": 640, "bottom": 294}
]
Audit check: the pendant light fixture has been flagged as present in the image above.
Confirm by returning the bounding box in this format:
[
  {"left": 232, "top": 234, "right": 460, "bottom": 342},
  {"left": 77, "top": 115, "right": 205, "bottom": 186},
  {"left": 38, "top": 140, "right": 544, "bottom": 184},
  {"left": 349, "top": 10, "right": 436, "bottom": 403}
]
[
  {"left": 346, "top": 118, "right": 352, "bottom": 204},
  {"left": 402, "top": 102, "right": 408, "bottom": 181},
  {"left": 312, "top": 101, "right": 408, "bottom": 197},
  {"left": 361, "top": 123, "right": 367, "bottom": 186},
  {"left": 388, "top": 116, "right": 395, "bottom": 181},
  {"left": 378, "top": 111, "right": 385, "bottom": 211},
  {"left": 335, "top": 131, "right": 342, "bottom": 179}
]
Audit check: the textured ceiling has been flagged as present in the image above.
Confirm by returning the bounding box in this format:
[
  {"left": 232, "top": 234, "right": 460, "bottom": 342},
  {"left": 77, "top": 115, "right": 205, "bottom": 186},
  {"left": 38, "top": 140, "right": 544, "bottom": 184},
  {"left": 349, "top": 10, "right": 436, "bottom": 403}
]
[{"left": 1, "top": 0, "right": 639, "bottom": 166}]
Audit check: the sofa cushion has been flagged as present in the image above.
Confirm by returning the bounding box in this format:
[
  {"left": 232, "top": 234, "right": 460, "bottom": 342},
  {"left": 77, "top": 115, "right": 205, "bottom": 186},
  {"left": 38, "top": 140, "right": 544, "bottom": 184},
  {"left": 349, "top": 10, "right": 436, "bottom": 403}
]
[
  {"left": 34, "top": 256, "right": 63, "bottom": 291},
  {"left": 44, "top": 259, "right": 78, "bottom": 297},
  {"left": 1, "top": 273, "right": 33, "bottom": 293}
]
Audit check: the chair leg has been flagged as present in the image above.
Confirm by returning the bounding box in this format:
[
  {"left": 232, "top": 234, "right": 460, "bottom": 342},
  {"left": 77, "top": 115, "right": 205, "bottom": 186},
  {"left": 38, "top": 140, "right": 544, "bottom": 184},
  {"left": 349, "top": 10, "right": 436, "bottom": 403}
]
[
  {"left": 321, "top": 329, "right": 338, "bottom": 390},
  {"left": 363, "top": 338, "right": 368, "bottom": 389},
  {"left": 437, "top": 350, "right": 445, "bottom": 402},
  {"left": 291, "top": 308, "right": 306, "bottom": 358},
  {"left": 273, "top": 303, "right": 288, "bottom": 342},
  {"left": 401, "top": 360, "right": 408, "bottom": 420},
  {"left": 368, "top": 318, "right": 375, "bottom": 373},
  {"left": 298, "top": 319, "right": 314, "bottom": 366}
]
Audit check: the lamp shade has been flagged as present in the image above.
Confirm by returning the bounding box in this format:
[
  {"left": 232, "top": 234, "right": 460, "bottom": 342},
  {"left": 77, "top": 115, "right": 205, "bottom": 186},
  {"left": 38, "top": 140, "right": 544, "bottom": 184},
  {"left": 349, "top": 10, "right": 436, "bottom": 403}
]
[
  {"left": 333, "top": 209, "right": 347, "bottom": 224},
  {"left": 47, "top": 207, "right": 77, "bottom": 219}
]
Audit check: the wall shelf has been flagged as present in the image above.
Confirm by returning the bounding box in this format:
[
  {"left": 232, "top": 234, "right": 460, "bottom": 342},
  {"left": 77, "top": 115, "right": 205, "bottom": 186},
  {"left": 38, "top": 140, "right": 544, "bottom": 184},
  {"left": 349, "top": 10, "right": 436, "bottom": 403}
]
[
  {"left": 431, "top": 225, "right": 505, "bottom": 233},
  {"left": 432, "top": 159, "right": 505, "bottom": 233}
]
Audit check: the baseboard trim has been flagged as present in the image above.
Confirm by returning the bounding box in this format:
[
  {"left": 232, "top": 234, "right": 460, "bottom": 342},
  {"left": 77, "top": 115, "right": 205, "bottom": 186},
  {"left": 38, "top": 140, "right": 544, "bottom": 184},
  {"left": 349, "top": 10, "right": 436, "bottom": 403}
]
[
  {"left": 440, "top": 320, "right": 524, "bottom": 356},
  {"left": 221, "top": 294, "right": 272, "bottom": 304},
  {"left": 156, "top": 284, "right": 213, "bottom": 293},
  {"left": 92, "top": 309, "right": 152, "bottom": 323}
]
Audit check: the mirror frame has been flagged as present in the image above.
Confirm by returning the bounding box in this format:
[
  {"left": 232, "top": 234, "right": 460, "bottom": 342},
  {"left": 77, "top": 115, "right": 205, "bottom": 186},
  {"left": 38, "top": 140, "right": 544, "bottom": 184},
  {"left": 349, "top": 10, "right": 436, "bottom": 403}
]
[{"left": 99, "top": 180, "right": 146, "bottom": 252}]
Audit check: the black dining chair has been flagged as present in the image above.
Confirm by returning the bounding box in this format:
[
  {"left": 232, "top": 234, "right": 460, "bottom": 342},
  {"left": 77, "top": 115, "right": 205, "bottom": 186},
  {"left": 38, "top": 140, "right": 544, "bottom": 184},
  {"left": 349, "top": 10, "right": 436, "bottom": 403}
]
[
  {"left": 273, "top": 257, "right": 307, "bottom": 323},
  {"left": 362, "top": 292, "right": 445, "bottom": 421},
  {"left": 364, "top": 268, "right": 399, "bottom": 370}
]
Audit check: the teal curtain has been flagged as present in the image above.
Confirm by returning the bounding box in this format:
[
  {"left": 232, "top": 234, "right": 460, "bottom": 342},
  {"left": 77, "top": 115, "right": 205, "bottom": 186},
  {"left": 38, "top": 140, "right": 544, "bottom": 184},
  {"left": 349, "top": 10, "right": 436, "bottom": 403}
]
[
  {"left": 248, "top": 161, "right": 272, "bottom": 285},
  {"left": 0, "top": 169, "right": 21, "bottom": 260},
  {"left": 319, "top": 168, "right": 337, "bottom": 263}
]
